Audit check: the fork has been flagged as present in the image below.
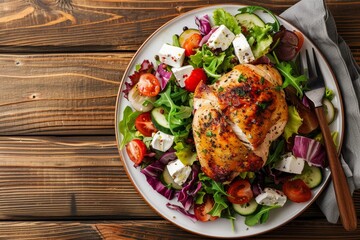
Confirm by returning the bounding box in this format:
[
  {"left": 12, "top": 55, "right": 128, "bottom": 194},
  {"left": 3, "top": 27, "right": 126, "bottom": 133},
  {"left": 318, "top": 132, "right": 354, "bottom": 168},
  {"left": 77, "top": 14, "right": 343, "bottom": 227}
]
[{"left": 304, "top": 48, "right": 357, "bottom": 231}]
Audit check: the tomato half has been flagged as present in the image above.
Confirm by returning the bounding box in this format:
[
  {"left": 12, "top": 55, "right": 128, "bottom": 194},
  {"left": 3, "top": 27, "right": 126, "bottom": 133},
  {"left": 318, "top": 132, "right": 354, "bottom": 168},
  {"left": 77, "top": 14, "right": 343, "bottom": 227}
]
[
  {"left": 227, "top": 179, "right": 254, "bottom": 204},
  {"left": 184, "top": 68, "right": 207, "bottom": 92},
  {"left": 135, "top": 112, "right": 157, "bottom": 137},
  {"left": 282, "top": 179, "right": 312, "bottom": 203},
  {"left": 183, "top": 33, "right": 202, "bottom": 57},
  {"left": 293, "top": 30, "right": 304, "bottom": 52},
  {"left": 138, "top": 73, "right": 161, "bottom": 97},
  {"left": 125, "top": 139, "right": 147, "bottom": 166},
  {"left": 194, "top": 195, "right": 219, "bottom": 222}
]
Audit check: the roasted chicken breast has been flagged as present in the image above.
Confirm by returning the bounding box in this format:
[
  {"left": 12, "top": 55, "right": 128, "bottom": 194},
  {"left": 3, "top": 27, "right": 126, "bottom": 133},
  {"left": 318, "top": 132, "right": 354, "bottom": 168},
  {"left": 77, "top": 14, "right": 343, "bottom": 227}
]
[{"left": 193, "top": 64, "right": 288, "bottom": 182}]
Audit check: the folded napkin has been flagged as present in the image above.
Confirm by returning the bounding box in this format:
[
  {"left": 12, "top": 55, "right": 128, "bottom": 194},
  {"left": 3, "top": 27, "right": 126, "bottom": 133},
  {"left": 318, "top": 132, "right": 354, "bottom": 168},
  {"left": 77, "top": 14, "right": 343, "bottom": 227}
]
[{"left": 280, "top": 0, "right": 360, "bottom": 223}]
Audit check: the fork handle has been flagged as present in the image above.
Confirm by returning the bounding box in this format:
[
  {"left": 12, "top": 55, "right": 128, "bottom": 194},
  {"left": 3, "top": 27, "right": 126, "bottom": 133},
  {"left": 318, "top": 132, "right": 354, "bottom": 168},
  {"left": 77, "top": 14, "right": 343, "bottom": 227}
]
[{"left": 315, "top": 107, "right": 357, "bottom": 231}]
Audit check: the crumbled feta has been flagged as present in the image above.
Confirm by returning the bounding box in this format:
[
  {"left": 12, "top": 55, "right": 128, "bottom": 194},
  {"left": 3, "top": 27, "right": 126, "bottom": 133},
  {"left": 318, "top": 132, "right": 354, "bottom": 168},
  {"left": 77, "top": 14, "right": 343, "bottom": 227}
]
[
  {"left": 172, "top": 65, "right": 194, "bottom": 87},
  {"left": 274, "top": 152, "right": 305, "bottom": 174},
  {"left": 206, "top": 25, "right": 235, "bottom": 51},
  {"left": 158, "top": 44, "right": 185, "bottom": 68},
  {"left": 232, "top": 33, "right": 255, "bottom": 63},
  {"left": 150, "top": 131, "right": 174, "bottom": 152},
  {"left": 255, "top": 188, "right": 287, "bottom": 207},
  {"left": 166, "top": 159, "right": 192, "bottom": 186}
]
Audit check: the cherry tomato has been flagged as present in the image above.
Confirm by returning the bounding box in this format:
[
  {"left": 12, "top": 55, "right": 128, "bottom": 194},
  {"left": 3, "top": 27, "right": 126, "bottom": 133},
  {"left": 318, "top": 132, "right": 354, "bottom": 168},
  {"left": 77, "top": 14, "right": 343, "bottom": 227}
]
[
  {"left": 138, "top": 73, "right": 161, "bottom": 97},
  {"left": 184, "top": 68, "right": 207, "bottom": 92},
  {"left": 135, "top": 112, "right": 157, "bottom": 137},
  {"left": 282, "top": 179, "right": 312, "bottom": 203},
  {"left": 227, "top": 179, "right": 254, "bottom": 204},
  {"left": 194, "top": 195, "right": 219, "bottom": 222},
  {"left": 183, "top": 33, "right": 202, "bottom": 57},
  {"left": 294, "top": 30, "right": 304, "bottom": 52},
  {"left": 125, "top": 139, "right": 147, "bottom": 166}
]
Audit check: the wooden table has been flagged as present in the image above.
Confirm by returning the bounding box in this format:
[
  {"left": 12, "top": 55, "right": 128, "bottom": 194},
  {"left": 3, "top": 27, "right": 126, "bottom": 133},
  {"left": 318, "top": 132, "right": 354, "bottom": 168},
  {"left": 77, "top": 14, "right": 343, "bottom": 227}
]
[{"left": 0, "top": 0, "right": 359, "bottom": 239}]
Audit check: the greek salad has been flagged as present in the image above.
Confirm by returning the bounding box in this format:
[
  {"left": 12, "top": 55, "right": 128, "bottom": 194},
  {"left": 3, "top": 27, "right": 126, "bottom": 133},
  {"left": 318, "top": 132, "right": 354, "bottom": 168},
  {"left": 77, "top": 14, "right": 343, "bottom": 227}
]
[{"left": 119, "top": 6, "right": 337, "bottom": 228}]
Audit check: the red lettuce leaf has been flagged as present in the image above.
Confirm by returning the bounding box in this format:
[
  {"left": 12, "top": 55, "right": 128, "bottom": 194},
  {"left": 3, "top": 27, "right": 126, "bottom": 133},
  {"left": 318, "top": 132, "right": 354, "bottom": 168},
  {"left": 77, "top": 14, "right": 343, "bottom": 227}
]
[{"left": 292, "top": 135, "right": 326, "bottom": 168}]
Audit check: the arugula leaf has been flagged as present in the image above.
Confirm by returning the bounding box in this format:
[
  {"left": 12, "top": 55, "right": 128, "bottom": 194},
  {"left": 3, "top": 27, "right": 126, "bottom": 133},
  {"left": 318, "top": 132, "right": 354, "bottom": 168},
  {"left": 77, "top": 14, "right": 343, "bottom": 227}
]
[
  {"left": 119, "top": 106, "right": 141, "bottom": 149},
  {"left": 238, "top": 6, "right": 280, "bottom": 32},
  {"left": 197, "top": 173, "right": 229, "bottom": 217},
  {"left": 245, "top": 205, "right": 281, "bottom": 226},
  {"left": 154, "top": 82, "right": 192, "bottom": 141},
  {"left": 213, "top": 8, "right": 241, "bottom": 34},
  {"left": 265, "top": 139, "right": 285, "bottom": 166},
  {"left": 276, "top": 61, "right": 307, "bottom": 98}
]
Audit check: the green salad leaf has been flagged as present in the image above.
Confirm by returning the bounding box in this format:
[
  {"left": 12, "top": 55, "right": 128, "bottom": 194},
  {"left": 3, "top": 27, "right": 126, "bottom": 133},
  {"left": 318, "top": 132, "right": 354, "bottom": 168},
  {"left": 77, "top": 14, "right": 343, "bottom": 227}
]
[
  {"left": 276, "top": 60, "right": 307, "bottom": 98},
  {"left": 119, "top": 106, "right": 141, "bottom": 149},
  {"left": 248, "top": 25, "right": 273, "bottom": 58},
  {"left": 283, "top": 106, "right": 303, "bottom": 141},
  {"left": 174, "top": 141, "right": 197, "bottom": 165},
  {"left": 213, "top": 8, "right": 241, "bottom": 34},
  {"left": 197, "top": 173, "right": 229, "bottom": 217},
  {"left": 189, "top": 45, "right": 235, "bottom": 82},
  {"left": 154, "top": 82, "right": 193, "bottom": 141},
  {"left": 238, "top": 6, "right": 280, "bottom": 32},
  {"left": 245, "top": 205, "right": 281, "bottom": 226}
]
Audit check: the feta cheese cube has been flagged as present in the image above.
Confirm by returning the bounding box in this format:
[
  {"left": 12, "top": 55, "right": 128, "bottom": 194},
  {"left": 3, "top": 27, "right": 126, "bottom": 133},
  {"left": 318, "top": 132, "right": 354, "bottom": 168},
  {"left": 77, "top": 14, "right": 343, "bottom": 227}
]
[
  {"left": 274, "top": 152, "right": 305, "bottom": 174},
  {"left": 172, "top": 65, "right": 194, "bottom": 87},
  {"left": 151, "top": 131, "right": 174, "bottom": 152},
  {"left": 166, "top": 159, "right": 192, "bottom": 186},
  {"left": 255, "top": 188, "right": 287, "bottom": 207},
  {"left": 206, "top": 25, "right": 235, "bottom": 51},
  {"left": 158, "top": 44, "right": 185, "bottom": 68},
  {"left": 232, "top": 33, "right": 255, "bottom": 63}
]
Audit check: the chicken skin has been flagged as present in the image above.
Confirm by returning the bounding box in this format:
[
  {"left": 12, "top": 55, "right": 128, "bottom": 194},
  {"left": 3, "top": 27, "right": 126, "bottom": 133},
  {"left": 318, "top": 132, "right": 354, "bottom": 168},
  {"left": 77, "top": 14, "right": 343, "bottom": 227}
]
[{"left": 193, "top": 64, "right": 288, "bottom": 182}]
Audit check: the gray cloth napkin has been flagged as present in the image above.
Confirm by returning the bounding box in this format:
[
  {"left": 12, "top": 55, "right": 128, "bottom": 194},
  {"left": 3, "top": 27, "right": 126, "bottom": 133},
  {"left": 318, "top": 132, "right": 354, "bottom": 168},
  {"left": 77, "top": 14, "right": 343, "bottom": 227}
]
[{"left": 280, "top": 0, "right": 360, "bottom": 223}]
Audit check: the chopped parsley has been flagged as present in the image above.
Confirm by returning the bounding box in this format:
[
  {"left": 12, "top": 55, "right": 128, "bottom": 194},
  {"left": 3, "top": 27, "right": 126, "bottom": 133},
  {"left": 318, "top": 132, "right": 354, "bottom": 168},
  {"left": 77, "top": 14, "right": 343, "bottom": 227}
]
[{"left": 238, "top": 74, "right": 247, "bottom": 82}]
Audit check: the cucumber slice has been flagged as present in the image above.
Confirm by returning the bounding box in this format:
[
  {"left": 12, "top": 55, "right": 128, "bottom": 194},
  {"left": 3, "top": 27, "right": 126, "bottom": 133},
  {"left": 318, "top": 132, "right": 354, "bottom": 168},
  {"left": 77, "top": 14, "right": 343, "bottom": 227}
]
[
  {"left": 235, "top": 13, "right": 265, "bottom": 29},
  {"left": 322, "top": 98, "right": 336, "bottom": 124},
  {"left": 151, "top": 107, "right": 172, "bottom": 135},
  {"left": 162, "top": 166, "right": 182, "bottom": 190},
  {"left": 178, "top": 29, "right": 200, "bottom": 47},
  {"left": 233, "top": 199, "right": 258, "bottom": 216},
  {"left": 294, "top": 163, "right": 322, "bottom": 189},
  {"left": 128, "top": 83, "right": 156, "bottom": 112}
]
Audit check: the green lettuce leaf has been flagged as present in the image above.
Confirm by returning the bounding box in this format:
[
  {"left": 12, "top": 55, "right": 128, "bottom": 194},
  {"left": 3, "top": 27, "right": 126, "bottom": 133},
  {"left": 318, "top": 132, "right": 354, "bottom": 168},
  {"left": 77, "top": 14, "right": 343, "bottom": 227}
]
[
  {"left": 118, "top": 106, "right": 141, "bottom": 149},
  {"left": 248, "top": 25, "right": 273, "bottom": 58},
  {"left": 283, "top": 106, "right": 303, "bottom": 141},
  {"left": 174, "top": 141, "right": 197, "bottom": 165},
  {"left": 213, "top": 8, "right": 241, "bottom": 34}
]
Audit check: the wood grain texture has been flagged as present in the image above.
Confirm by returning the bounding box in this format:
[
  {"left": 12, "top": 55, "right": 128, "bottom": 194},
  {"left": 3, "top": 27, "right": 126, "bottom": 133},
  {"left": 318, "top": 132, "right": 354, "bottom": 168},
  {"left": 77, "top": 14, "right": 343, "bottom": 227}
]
[
  {"left": 0, "top": 53, "right": 132, "bottom": 135},
  {"left": 0, "top": 136, "right": 359, "bottom": 221},
  {"left": 0, "top": 136, "right": 158, "bottom": 220},
  {"left": 0, "top": 220, "right": 358, "bottom": 240},
  {"left": 0, "top": 0, "right": 358, "bottom": 52},
  {"left": 0, "top": 51, "right": 359, "bottom": 136}
]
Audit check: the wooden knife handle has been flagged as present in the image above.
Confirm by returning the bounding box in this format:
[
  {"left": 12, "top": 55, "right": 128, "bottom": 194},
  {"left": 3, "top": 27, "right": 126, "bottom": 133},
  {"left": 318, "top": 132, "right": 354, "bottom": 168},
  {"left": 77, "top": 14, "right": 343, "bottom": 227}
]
[{"left": 315, "top": 107, "right": 357, "bottom": 231}]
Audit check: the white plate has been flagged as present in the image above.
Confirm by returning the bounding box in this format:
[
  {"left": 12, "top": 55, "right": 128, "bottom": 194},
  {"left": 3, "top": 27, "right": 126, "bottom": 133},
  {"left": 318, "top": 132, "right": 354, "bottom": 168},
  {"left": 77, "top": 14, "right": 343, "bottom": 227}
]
[{"left": 115, "top": 5, "right": 344, "bottom": 238}]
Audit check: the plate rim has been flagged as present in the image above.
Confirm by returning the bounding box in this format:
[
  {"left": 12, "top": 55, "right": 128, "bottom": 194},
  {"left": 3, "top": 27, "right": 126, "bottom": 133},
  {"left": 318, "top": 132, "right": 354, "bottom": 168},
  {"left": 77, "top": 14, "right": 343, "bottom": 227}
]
[{"left": 114, "top": 4, "right": 345, "bottom": 238}]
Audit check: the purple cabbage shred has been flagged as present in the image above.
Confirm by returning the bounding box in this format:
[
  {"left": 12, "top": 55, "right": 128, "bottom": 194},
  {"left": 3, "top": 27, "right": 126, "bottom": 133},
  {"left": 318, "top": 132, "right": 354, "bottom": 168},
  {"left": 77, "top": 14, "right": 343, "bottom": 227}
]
[{"left": 195, "top": 14, "right": 212, "bottom": 36}]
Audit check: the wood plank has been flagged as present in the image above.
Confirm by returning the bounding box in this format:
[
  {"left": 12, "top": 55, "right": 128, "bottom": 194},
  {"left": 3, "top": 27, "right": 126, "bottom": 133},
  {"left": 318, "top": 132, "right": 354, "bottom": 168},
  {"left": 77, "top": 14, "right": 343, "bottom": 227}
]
[
  {"left": 0, "top": 220, "right": 358, "bottom": 239},
  {"left": 0, "top": 136, "right": 359, "bottom": 220},
  {"left": 0, "top": 51, "right": 359, "bottom": 135},
  {"left": 0, "top": 53, "right": 132, "bottom": 135},
  {"left": 0, "top": 0, "right": 359, "bottom": 52}
]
